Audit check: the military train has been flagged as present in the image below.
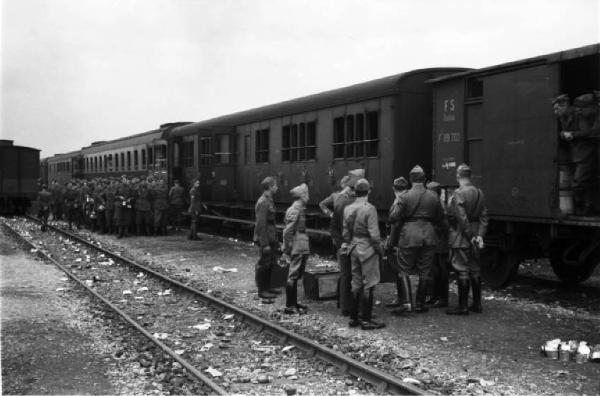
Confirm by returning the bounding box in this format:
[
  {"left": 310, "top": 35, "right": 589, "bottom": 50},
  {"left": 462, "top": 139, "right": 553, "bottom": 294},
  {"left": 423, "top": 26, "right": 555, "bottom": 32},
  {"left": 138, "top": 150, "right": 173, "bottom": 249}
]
[{"left": 41, "top": 43, "right": 600, "bottom": 287}]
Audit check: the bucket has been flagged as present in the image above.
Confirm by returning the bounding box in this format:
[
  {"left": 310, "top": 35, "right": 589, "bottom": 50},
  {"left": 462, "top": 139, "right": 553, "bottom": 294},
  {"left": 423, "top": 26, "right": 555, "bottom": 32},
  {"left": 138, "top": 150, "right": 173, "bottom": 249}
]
[
  {"left": 559, "top": 190, "right": 574, "bottom": 215},
  {"left": 559, "top": 166, "right": 571, "bottom": 190}
]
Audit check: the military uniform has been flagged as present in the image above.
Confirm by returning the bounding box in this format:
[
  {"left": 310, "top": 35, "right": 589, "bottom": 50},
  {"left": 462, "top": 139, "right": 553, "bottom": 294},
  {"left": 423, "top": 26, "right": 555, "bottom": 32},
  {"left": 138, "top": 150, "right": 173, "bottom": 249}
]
[
  {"left": 332, "top": 186, "right": 356, "bottom": 315},
  {"left": 91, "top": 186, "right": 106, "bottom": 233},
  {"left": 425, "top": 181, "right": 450, "bottom": 308},
  {"left": 188, "top": 184, "right": 203, "bottom": 240},
  {"left": 135, "top": 182, "right": 153, "bottom": 235},
  {"left": 64, "top": 184, "right": 81, "bottom": 230},
  {"left": 446, "top": 164, "right": 488, "bottom": 315},
  {"left": 253, "top": 177, "right": 279, "bottom": 301},
  {"left": 342, "top": 178, "right": 385, "bottom": 330},
  {"left": 50, "top": 182, "right": 64, "bottom": 221},
  {"left": 103, "top": 182, "right": 116, "bottom": 234},
  {"left": 169, "top": 182, "right": 186, "bottom": 230},
  {"left": 388, "top": 166, "right": 445, "bottom": 313},
  {"left": 283, "top": 184, "right": 310, "bottom": 314},
  {"left": 114, "top": 180, "right": 134, "bottom": 238},
  {"left": 37, "top": 186, "right": 52, "bottom": 231},
  {"left": 152, "top": 181, "right": 169, "bottom": 235}
]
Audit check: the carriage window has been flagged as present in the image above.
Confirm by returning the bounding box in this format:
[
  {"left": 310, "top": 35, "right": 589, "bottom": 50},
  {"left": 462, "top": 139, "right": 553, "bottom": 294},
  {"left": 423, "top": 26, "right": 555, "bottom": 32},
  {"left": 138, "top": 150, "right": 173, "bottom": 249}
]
[
  {"left": 333, "top": 112, "right": 378, "bottom": 159},
  {"left": 115, "top": 155, "right": 119, "bottom": 170},
  {"left": 255, "top": 129, "right": 269, "bottom": 163},
  {"left": 181, "top": 141, "right": 194, "bottom": 167},
  {"left": 346, "top": 115, "right": 355, "bottom": 158},
  {"left": 333, "top": 117, "right": 345, "bottom": 159},
  {"left": 134, "top": 151, "right": 139, "bottom": 170},
  {"left": 199, "top": 137, "right": 212, "bottom": 166},
  {"left": 216, "top": 134, "right": 232, "bottom": 164},
  {"left": 120, "top": 153, "right": 125, "bottom": 170},
  {"left": 108, "top": 154, "right": 113, "bottom": 171},
  {"left": 366, "top": 111, "right": 379, "bottom": 157},
  {"left": 466, "top": 77, "right": 483, "bottom": 100},
  {"left": 282, "top": 121, "right": 317, "bottom": 162},
  {"left": 94, "top": 157, "right": 98, "bottom": 172},
  {"left": 141, "top": 149, "right": 146, "bottom": 169},
  {"left": 127, "top": 151, "right": 131, "bottom": 170}
]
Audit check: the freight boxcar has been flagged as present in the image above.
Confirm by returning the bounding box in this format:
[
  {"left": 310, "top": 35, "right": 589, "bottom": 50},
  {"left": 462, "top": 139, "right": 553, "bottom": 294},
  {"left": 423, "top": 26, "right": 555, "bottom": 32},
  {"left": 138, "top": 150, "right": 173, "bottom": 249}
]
[
  {"left": 0, "top": 140, "right": 40, "bottom": 214},
  {"left": 170, "top": 68, "right": 467, "bottom": 216},
  {"left": 430, "top": 43, "right": 600, "bottom": 287}
]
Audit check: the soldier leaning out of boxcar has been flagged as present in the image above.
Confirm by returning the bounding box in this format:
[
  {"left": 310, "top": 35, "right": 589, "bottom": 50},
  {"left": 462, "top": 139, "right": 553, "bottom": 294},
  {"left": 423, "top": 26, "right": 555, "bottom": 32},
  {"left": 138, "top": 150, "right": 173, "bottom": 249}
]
[
  {"left": 388, "top": 166, "right": 445, "bottom": 314},
  {"left": 253, "top": 176, "right": 281, "bottom": 303},
  {"left": 37, "top": 184, "right": 52, "bottom": 232},
  {"left": 446, "top": 164, "right": 488, "bottom": 315},
  {"left": 343, "top": 178, "right": 386, "bottom": 330},
  {"left": 282, "top": 183, "right": 310, "bottom": 315}
]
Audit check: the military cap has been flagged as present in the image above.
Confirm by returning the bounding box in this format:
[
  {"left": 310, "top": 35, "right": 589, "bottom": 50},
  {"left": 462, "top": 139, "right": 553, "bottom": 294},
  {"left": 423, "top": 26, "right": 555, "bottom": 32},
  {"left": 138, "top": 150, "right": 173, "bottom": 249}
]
[
  {"left": 573, "top": 93, "right": 597, "bottom": 108},
  {"left": 427, "top": 181, "right": 442, "bottom": 195},
  {"left": 552, "top": 94, "right": 570, "bottom": 105},
  {"left": 339, "top": 175, "right": 351, "bottom": 188},
  {"left": 456, "top": 163, "right": 472, "bottom": 178},
  {"left": 409, "top": 165, "right": 426, "bottom": 183},
  {"left": 393, "top": 176, "right": 409, "bottom": 190},
  {"left": 260, "top": 176, "right": 276, "bottom": 189},
  {"left": 290, "top": 183, "right": 308, "bottom": 198},
  {"left": 354, "top": 178, "right": 370, "bottom": 192},
  {"left": 347, "top": 168, "right": 366, "bottom": 188}
]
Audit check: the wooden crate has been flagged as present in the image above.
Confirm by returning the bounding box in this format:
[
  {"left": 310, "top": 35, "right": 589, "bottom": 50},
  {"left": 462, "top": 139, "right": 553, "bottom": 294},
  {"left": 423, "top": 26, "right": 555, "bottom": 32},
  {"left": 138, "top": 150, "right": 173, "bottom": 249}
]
[{"left": 302, "top": 270, "right": 340, "bottom": 300}]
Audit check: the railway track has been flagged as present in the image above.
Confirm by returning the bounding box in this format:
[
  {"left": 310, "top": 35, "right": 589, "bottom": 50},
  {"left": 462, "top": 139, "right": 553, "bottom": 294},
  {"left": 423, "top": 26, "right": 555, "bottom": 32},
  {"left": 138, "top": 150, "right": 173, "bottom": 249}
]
[{"left": 5, "top": 215, "right": 425, "bottom": 395}]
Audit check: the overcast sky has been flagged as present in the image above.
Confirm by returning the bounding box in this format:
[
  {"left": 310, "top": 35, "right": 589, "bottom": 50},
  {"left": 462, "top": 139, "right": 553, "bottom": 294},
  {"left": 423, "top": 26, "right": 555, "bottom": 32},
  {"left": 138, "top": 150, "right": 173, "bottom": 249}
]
[{"left": 1, "top": 0, "right": 599, "bottom": 157}]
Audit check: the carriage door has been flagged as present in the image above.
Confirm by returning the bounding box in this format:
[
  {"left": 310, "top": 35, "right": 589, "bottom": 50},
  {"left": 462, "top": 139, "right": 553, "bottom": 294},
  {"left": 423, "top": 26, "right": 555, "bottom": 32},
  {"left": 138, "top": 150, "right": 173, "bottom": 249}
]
[{"left": 465, "top": 77, "right": 484, "bottom": 186}]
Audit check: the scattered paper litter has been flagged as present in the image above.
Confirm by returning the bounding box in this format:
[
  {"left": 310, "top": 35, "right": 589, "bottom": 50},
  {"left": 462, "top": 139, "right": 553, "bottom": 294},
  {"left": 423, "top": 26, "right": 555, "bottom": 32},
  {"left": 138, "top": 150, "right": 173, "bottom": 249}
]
[
  {"left": 122, "top": 290, "right": 133, "bottom": 295},
  {"left": 75, "top": 258, "right": 82, "bottom": 262},
  {"left": 212, "top": 266, "right": 238, "bottom": 273},
  {"left": 137, "top": 287, "right": 149, "bottom": 293},
  {"left": 200, "top": 343, "right": 214, "bottom": 352},
  {"left": 134, "top": 296, "right": 144, "bottom": 300},
  {"left": 223, "top": 314, "right": 234, "bottom": 320},
  {"left": 440, "top": 337, "right": 449, "bottom": 342},
  {"left": 282, "top": 345, "right": 295, "bottom": 352},
  {"left": 190, "top": 323, "right": 211, "bottom": 331},
  {"left": 174, "top": 349, "right": 185, "bottom": 355},
  {"left": 55, "top": 288, "right": 65, "bottom": 292},
  {"left": 158, "top": 289, "right": 172, "bottom": 296},
  {"left": 205, "top": 367, "right": 222, "bottom": 377},
  {"left": 153, "top": 332, "right": 169, "bottom": 340},
  {"left": 403, "top": 378, "right": 422, "bottom": 385},
  {"left": 137, "top": 272, "right": 145, "bottom": 278},
  {"left": 30, "top": 248, "right": 38, "bottom": 253},
  {"left": 60, "top": 277, "right": 69, "bottom": 281}
]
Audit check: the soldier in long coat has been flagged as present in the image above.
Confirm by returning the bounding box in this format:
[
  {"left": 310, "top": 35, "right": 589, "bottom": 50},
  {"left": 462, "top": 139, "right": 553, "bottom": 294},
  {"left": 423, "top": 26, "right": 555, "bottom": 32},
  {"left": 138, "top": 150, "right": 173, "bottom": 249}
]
[
  {"left": 446, "top": 164, "right": 488, "bottom": 315},
  {"left": 388, "top": 165, "right": 445, "bottom": 313},
  {"left": 50, "top": 180, "right": 64, "bottom": 221},
  {"left": 188, "top": 179, "right": 203, "bottom": 240},
  {"left": 135, "top": 181, "right": 153, "bottom": 235},
  {"left": 282, "top": 183, "right": 310, "bottom": 314},
  {"left": 152, "top": 180, "right": 170, "bottom": 235},
  {"left": 64, "top": 182, "right": 81, "bottom": 230},
  {"left": 115, "top": 177, "right": 134, "bottom": 238},
  {"left": 384, "top": 176, "right": 411, "bottom": 313},
  {"left": 37, "top": 184, "right": 52, "bottom": 231},
  {"left": 102, "top": 180, "right": 116, "bottom": 234},
  {"left": 425, "top": 181, "right": 450, "bottom": 308},
  {"left": 169, "top": 179, "right": 186, "bottom": 231},
  {"left": 253, "top": 176, "right": 279, "bottom": 302},
  {"left": 342, "top": 178, "right": 385, "bottom": 330}
]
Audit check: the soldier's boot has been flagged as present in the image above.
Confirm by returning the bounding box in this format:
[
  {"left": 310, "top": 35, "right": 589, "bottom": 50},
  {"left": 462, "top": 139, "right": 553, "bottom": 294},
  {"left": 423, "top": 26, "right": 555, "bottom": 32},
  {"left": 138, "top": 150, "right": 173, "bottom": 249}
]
[
  {"left": 385, "top": 278, "right": 404, "bottom": 308},
  {"left": 414, "top": 277, "right": 429, "bottom": 313},
  {"left": 284, "top": 281, "right": 298, "bottom": 314},
  {"left": 136, "top": 224, "right": 142, "bottom": 236},
  {"left": 292, "top": 280, "right": 307, "bottom": 312},
  {"left": 392, "top": 275, "right": 413, "bottom": 315},
  {"left": 361, "top": 288, "right": 385, "bottom": 330},
  {"left": 446, "top": 278, "right": 470, "bottom": 315},
  {"left": 348, "top": 291, "right": 361, "bottom": 327},
  {"left": 117, "top": 226, "right": 123, "bottom": 239},
  {"left": 469, "top": 276, "right": 483, "bottom": 313},
  {"left": 430, "top": 259, "right": 449, "bottom": 308},
  {"left": 188, "top": 222, "right": 196, "bottom": 240},
  {"left": 257, "top": 269, "right": 276, "bottom": 301}
]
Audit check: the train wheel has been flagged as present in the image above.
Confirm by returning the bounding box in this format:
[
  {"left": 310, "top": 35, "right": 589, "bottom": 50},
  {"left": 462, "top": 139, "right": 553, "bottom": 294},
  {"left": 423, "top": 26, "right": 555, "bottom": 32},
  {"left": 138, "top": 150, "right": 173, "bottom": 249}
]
[
  {"left": 549, "top": 240, "right": 598, "bottom": 286},
  {"left": 480, "top": 248, "right": 519, "bottom": 289}
]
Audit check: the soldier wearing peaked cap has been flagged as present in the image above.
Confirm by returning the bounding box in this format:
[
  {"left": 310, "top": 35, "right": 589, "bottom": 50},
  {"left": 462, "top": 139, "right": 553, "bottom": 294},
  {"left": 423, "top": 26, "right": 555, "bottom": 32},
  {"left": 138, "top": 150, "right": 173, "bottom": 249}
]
[
  {"left": 446, "top": 163, "right": 488, "bottom": 315},
  {"left": 253, "top": 176, "right": 280, "bottom": 303},
  {"left": 384, "top": 176, "right": 411, "bottom": 311},
  {"left": 319, "top": 175, "right": 349, "bottom": 219},
  {"left": 343, "top": 178, "right": 385, "bottom": 330},
  {"left": 282, "top": 183, "right": 310, "bottom": 314},
  {"left": 388, "top": 165, "right": 445, "bottom": 314}
]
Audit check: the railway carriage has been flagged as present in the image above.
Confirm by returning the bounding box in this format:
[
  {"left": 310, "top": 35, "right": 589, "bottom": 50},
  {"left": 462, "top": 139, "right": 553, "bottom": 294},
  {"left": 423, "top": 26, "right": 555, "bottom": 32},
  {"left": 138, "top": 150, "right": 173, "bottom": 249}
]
[
  {"left": 46, "top": 150, "right": 83, "bottom": 185},
  {"left": 0, "top": 140, "right": 40, "bottom": 214},
  {"left": 169, "top": 68, "right": 467, "bottom": 218},
  {"left": 430, "top": 43, "right": 600, "bottom": 287}
]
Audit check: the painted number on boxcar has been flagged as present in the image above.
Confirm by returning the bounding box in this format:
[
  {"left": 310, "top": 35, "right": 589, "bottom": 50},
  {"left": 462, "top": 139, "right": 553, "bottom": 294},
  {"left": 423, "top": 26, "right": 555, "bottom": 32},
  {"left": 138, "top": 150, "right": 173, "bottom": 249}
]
[{"left": 443, "top": 98, "right": 456, "bottom": 122}]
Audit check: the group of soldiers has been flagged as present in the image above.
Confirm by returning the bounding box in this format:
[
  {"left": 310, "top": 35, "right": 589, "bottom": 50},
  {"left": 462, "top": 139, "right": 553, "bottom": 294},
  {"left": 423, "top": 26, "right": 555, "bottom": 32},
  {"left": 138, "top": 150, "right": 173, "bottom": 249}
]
[
  {"left": 253, "top": 163, "right": 488, "bottom": 330},
  {"left": 553, "top": 92, "right": 600, "bottom": 215},
  {"left": 37, "top": 176, "right": 205, "bottom": 240}
]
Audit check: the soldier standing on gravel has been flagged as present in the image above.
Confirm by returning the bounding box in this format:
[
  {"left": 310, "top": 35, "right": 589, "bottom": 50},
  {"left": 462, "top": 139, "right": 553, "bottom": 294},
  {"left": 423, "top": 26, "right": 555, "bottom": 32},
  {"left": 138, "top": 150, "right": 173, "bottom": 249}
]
[
  {"left": 169, "top": 179, "right": 186, "bottom": 231},
  {"left": 446, "top": 164, "right": 488, "bottom": 315},
  {"left": 425, "top": 181, "right": 450, "bottom": 308},
  {"left": 134, "top": 180, "right": 153, "bottom": 236},
  {"left": 37, "top": 184, "right": 52, "bottom": 232},
  {"left": 388, "top": 166, "right": 445, "bottom": 314},
  {"left": 282, "top": 183, "right": 310, "bottom": 314},
  {"left": 188, "top": 179, "right": 203, "bottom": 240},
  {"left": 152, "top": 179, "right": 170, "bottom": 236},
  {"left": 343, "top": 178, "right": 385, "bottom": 330},
  {"left": 64, "top": 182, "right": 81, "bottom": 230},
  {"left": 253, "top": 176, "right": 280, "bottom": 303},
  {"left": 318, "top": 175, "right": 348, "bottom": 219},
  {"left": 50, "top": 180, "right": 64, "bottom": 221}
]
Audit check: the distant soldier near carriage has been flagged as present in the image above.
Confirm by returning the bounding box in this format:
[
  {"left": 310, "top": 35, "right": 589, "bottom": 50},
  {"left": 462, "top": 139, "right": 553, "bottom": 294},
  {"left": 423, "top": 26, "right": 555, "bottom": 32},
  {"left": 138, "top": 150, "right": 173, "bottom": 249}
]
[
  {"left": 169, "top": 179, "right": 186, "bottom": 232},
  {"left": 188, "top": 179, "right": 203, "bottom": 240},
  {"left": 253, "top": 176, "right": 280, "bottom": 303},
  {"left": 446, "top": 163, "right": 488, "bottom": 315},
  {"left": 37, "top": 184, "right": 52, "bottom": 231}
]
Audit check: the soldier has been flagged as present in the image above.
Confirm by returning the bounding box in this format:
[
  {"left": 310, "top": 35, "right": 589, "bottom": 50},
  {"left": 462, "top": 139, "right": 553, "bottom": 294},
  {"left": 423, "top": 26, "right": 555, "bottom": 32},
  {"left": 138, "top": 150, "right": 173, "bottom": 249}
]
[
  {"left": 64, "top": 182, "right": 81, "bottom": 230},
  {"left": 253, "top": 176, "right": 280, "bottom": 303},
  {"left": 282, "top": 183, "right": 310, "bottom": 314},
  {"left": 152, "top": 179, "right": 170, "bottom": 235},
  {"left": 446, "top": 164, "right": 488, "bottom": 315},
  {"left": 93, "top": 181, "right": 106, "bottom": 234},
  {"left": 188, "top": 179, "right": 203, "bottom": 240},
  {"left": 169, "top": 179, "right": 186, "bottom": 231},
  {"left": 384, "top": 176, "right": 412, "bottom": 312},
  {"left": 331, "top": 174, "right": 356, "bottom": 316},
  {"left": 115, "top": 177, "right": 134, "bottom": 238},
  {"left": 37, "top": 184, "right": 52, "bottom": 231},
  {"left": 318, "top": 176, "right": 349, "bottom": 218},
  {"left": 561, "top": 94, "right": 599, "bottom": 215},
  {"left": 135, "top": 180, "right": 153, "bottom": 235},
  {"left": 425, "top": 181, "right": 450, "bottom": 308},
  {"left": 50, "top": 180, "right": 64, "bottom": 221},
  {"left": 102, "top": 179, "right": 116, "bottom": 234},
  {"left": 343, "top": 178, "right": 385, "bottom": 330},
  {"left": 388, "top": 165, "right": 445, "bottom": 313}
]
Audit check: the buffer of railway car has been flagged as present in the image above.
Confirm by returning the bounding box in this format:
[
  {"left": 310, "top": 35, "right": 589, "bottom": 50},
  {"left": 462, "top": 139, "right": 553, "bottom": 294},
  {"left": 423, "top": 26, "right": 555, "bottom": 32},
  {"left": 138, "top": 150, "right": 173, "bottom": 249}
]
[{"left": 15, "top": 215, "right": 425, "bottom": 395}]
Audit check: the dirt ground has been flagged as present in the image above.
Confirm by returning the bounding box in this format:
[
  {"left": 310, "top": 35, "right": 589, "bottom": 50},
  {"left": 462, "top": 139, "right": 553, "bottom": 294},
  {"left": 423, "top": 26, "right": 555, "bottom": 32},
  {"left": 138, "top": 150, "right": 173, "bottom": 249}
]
[
  {"left": 0, "top": 228, "right": 166, "bottom": 395},
  {"left": 88, "top": 227, "right": 600, "bottom": 395}
]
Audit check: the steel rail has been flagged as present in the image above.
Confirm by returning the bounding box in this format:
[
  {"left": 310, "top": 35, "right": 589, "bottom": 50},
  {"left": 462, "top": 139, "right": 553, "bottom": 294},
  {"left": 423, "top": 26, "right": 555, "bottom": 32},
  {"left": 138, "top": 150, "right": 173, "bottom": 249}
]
[
  {"left": 2, "top": 219, "right": 227, "bottom": 395},
  {"left": 25, "top": 216, "right": 425, "bottom": 395}
]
